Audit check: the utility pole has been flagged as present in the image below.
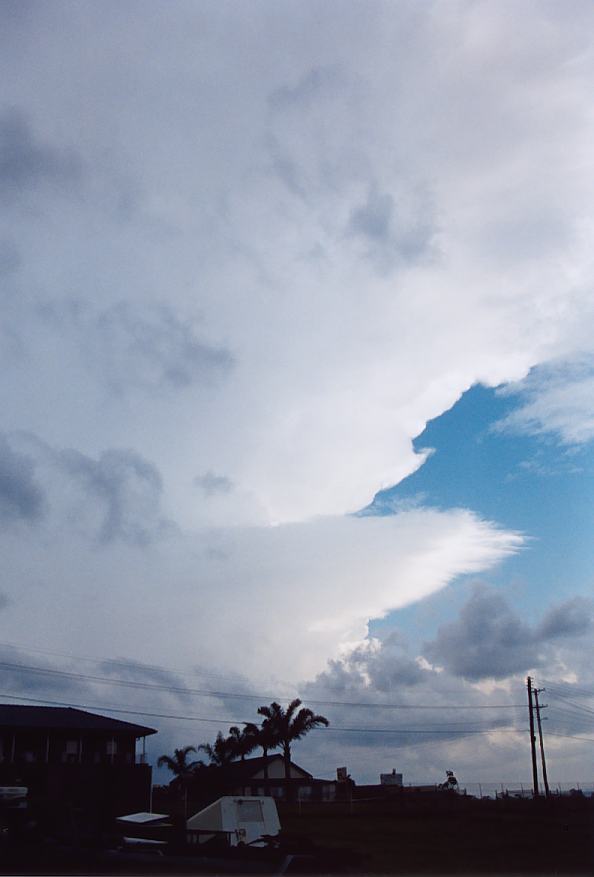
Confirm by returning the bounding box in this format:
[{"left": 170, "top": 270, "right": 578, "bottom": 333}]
[
  {"left": 527, "top": 676, "right": 540, "bottom": 797},
  {"left": 534, "top": 688, "right": 550, "bottom": 798}
]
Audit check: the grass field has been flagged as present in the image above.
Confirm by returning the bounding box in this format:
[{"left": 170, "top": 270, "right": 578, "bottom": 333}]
[{"left": 279, "top": 796, "right": 594, "bottom": 873}]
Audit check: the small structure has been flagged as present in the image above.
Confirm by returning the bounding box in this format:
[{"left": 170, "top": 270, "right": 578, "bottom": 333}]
[
  {"left": 117, "top": 812, "right": 170, "bottom": 827},
  {"left": 380, "top": 769, "right": 403, "bottom": 786},
  {"left": 186, "top": 796, "right": 280, "bottom": 847}
]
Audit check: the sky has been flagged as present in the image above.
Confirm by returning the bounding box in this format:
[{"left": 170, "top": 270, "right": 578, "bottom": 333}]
[{"left": 1, "top": 0, "right": 594, "bottom": 787}]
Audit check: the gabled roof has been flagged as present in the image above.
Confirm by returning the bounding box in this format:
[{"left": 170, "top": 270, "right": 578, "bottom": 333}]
[
  {"left": 201, "top": 754, "right": 312, "bottom": 783},
  {"left": 0, "top": 705, "right": 157, "bottom": 737}
]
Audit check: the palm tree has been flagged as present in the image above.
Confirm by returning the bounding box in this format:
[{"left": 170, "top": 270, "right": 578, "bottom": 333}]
[
  {"left": 255, "top": 717, "right": 280, "bottom": 794},
  {"left": 157, "top": 745, "right": 201, "bottom": 782},
  {"left": 227, "top": 723, "right": 259, "bottom": 762},
  {"left": 226, "top": 723, "right": 259, "bottom": 794},
  {"left": 198, "top": 731, "right": 236, "bottom": 767},
  {"left": 257, "top": 699, "right": 329, "bottom": 782},
  {"left": 157, "top": 745, "right": 201, "bottom": 817}
]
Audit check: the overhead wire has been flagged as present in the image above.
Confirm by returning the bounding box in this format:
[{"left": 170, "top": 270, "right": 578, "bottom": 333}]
[
  {"left": 0, "top": 640, "right": 528, "bottom": 703},
  {"left": 0, "top": 659, "right": 525, "bottom": 710},
  {"left": 0, "top": 693, "right": 525, "bottom": 738}
]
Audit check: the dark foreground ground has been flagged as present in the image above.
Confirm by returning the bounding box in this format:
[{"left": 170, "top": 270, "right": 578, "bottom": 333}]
[
  {"left": 279, "top": 795, "right": 594, "bottom": 874},
  {"left": 0, "top": 795, "right": 592, "bottom": 875}
]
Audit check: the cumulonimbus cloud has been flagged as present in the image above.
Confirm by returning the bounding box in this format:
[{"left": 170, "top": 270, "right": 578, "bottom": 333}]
[{"left": 0, "top": 2, "right": 593, "bottom": 696}]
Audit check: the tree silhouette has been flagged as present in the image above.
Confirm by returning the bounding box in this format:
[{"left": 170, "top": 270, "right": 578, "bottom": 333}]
[
  {"left": 257, "top": 699, "right": 329, "bottom": 782},
  {"left": 227, "top": 723, "right": 259, "bottom": 762},
  {"left": 157, "top": 745, "right": 201, "bottom": 783},
  {"left": 157, "top": 745, "right": 201, "bottom": 818},
  {"left": 198, "top": 731, "right": 236, "bottom": 767},
  {"left": 255, "top": 716, "right": 280, "bottom": 794}
]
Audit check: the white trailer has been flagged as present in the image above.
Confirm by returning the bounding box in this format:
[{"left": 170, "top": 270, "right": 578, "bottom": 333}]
[{"left": 186, "top": 796, "right": 281, "bottom": 847}]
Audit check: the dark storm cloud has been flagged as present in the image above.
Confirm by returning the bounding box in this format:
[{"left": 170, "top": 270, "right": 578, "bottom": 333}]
[
  {"left": 314, "top": 635, "right": 426, "bottom": 696},
  {"left": 303, "top": 628, "right": 515, "bottom": 751},
  {"left": 97, "top": 658, "right": 192, "bottom": 705},
  {"left": 56, "top": 447, "right": 167, "bottom": 545},
  {"left": 424, "top": 587, "right": 594, "bottom": 681},
  {"left": 536, "top": 597, "right": 593, "bottom": 639},
  {"left": 0, "top": 107, "right": 82, "bottom": 197},
  {"left": 0, "top": 434, "right": 45, "bottom": 524},
  {"left": 0, "top": 646, "right": 87, "bottom": 698}
]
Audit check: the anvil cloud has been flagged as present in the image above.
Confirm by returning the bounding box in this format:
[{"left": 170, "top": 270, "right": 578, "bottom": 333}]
[{"left": 0, "top": 1, "right": 593, "bottom": 684}]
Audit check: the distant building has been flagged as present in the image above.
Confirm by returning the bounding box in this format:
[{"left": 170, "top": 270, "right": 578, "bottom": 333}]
[
  {"left": 0, "top": 705, "right": 157, "bottom": 829},
  {"left": 380, "top": 769, "right": 403, "bottom": 786}
]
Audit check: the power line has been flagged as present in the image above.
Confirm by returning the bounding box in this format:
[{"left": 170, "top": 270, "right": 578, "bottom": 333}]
[
  {"left": 0, "top": 693, "right": 525, "bottom": 737},
  {"left": 0, "top": 641, "right": 279, "bottom": 688},
  {"left": 541, "top": 679, "right": 594, "bottom": 699},
  {"left": 0, "top": 660, "right": 525, "bottom": 710},
  {"left": 547, "top": 707, "right": 594, "bottom": 725},
  {"left": 546, "top": 731, "right": 594, "bottom": 744},
  {"left": 0, "top": 640, "right": 529, "bottom": 704},
  {"left": 547, "top": 693, "right": 594, "bottom": 717}
]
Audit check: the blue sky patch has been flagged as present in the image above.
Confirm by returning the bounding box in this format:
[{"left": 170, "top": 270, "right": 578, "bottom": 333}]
[{"left": 368, "top": 384, "right": 594, "bottom": 643}]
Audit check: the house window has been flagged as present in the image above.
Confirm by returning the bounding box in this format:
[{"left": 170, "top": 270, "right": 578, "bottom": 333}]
[
  {"left": 106, "top": 740, "right": 117, "bottom": 755},
  {"left": 63, "top": 740, "right": 79, "bottom": 763}
]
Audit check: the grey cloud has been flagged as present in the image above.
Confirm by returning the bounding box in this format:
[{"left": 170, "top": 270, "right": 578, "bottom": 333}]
[
  {"left": 0, "top": 107, "right": 82, "bottom": 197},
  {"left": 0, "top": 646, "right": 87, "bottom": 698},
  {"left": 0, "top": 593, "right": 9, "bottom": 611},
  {"left": 0, "top": 240, "right": 20, "bottom": 276},
  {"left": 303, "top": 628, "right": 514, "bottom": 751},
  {"left": 268, "top": 66, "right": 342, "bottom": 111},
  {"left": 82, "top": 302, "right": 234, "bottom": 394},
  {"left": 56, "top": 446, "right": 167, "bottom": 545},
  {"left": 193, "top": 471, "right": 233, "bottom": 496},
  {"left": 97, "top": 304, "right": 233, "bottom": 389},
  {"left": 424, "top": 588, "right": 594, "bottom": 681},
  {"left": 0, "top": 434, "right": 45, "bottom": 524},
  {"left": 97, "top": 658, "right": 191, "bottom": 705},
  {"left": 349, "top": 190, "right": 394, "bottom": 242},
  {"left": 309, "top": 633, "right": 433, "bottom": 698},
  {"left": 346, "top": 185, "right": 435, "bottom": 272},
  {"left": 536, "top": 597, "right": 593, "bottom": 640}
]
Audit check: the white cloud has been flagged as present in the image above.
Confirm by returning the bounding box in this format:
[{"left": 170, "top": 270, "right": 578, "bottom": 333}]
[
  {"left": 0, "top": 489, "right": 521, "bottom": 683},
  {"left": 0, "top": 1, "right": 593, "bottom": 695},
  {"left": 1, "top": 2, "right": 593, "bottom": 525},
  {"left": 497, "top": 359, "right": 594, "bottom": 444}
]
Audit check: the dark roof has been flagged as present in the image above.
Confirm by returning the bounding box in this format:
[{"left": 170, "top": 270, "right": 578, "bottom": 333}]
[
  {"left": 0, "top": 706, "right": 157, "bottom": 737},
  {"left": 203, "top": 754, "right": 312, "bottom": 782}
]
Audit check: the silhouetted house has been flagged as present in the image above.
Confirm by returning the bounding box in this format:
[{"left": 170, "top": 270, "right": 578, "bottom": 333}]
[
  {"left": 191, "top": 755, "right": 339, "bottom": 804},
  {"left": 0, "top": 705, "right": 156, "bottom": 829}
]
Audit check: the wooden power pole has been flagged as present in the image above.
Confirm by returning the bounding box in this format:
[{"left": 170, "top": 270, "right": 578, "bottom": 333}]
[
  {"left": 534, "top": 688, "right": 550, "bottom": 798},
  {"left": 527, "top": 677, "right": 540, "bottom": 797}
]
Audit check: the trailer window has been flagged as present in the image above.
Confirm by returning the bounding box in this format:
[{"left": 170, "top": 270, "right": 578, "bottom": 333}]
[{"left": 237, "top": 800, "right": 263, "bottom": 822}]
